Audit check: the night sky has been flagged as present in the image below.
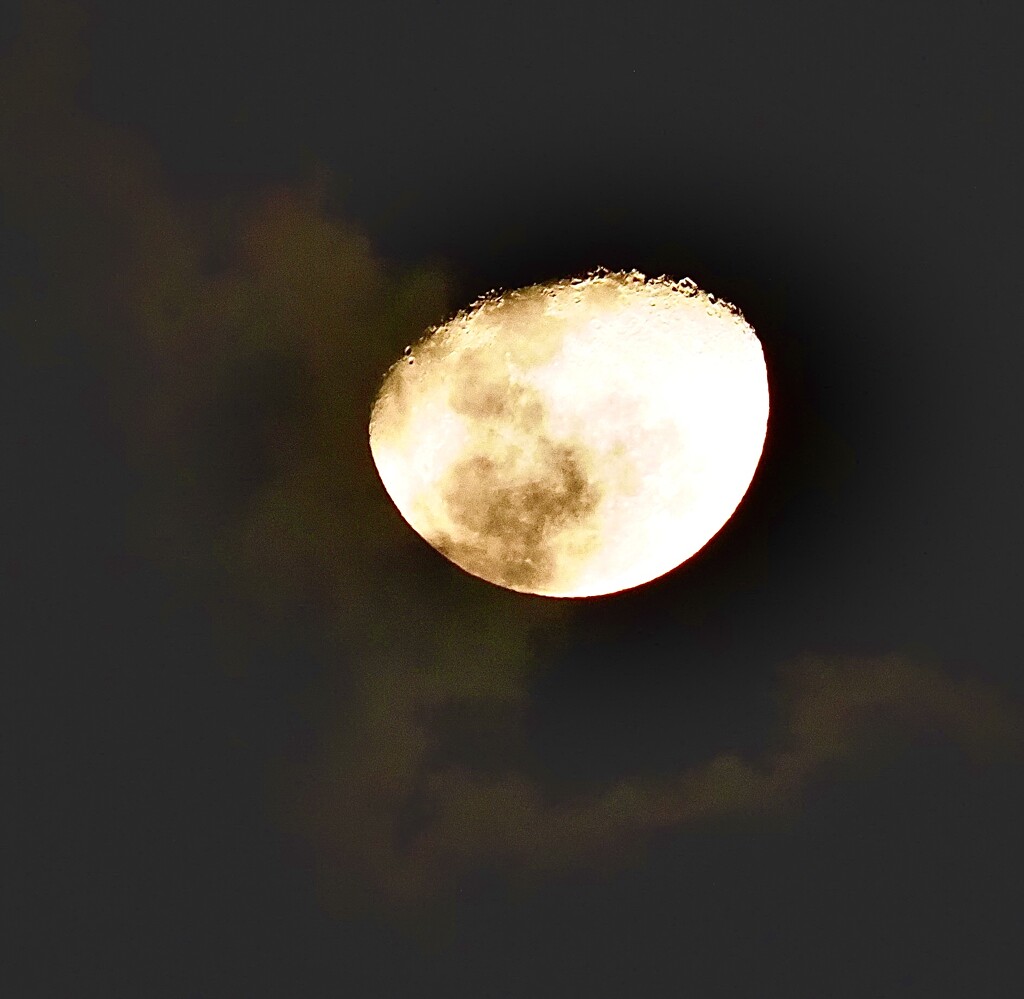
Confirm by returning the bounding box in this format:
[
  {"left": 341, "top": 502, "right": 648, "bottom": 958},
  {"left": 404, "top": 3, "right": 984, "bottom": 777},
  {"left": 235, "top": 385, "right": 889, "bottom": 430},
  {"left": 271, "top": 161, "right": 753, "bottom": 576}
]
[{"left": 6, "top": 1, "right": 1024, "bottom": 995}]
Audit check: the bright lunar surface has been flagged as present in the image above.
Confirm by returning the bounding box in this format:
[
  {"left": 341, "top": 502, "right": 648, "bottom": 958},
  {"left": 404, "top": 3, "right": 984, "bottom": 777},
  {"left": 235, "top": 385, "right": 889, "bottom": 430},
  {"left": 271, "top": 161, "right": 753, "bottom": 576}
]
[{"left": 369, "top": 269, "right": 769, "bottom": 597}]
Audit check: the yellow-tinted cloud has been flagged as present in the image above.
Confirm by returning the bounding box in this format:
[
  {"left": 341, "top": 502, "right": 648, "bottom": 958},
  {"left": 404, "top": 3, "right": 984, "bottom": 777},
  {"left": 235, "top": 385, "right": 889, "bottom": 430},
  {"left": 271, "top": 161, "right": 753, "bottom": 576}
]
[{"left": 293, "top": 653, "right": 1021, "bottom": 909}]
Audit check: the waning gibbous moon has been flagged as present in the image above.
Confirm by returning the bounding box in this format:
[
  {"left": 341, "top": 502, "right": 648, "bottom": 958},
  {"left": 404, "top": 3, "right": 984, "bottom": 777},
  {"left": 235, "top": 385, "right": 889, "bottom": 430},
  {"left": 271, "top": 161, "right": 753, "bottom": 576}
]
[{"left": 368, "top": 269, "right": 769, "bottom": 598}]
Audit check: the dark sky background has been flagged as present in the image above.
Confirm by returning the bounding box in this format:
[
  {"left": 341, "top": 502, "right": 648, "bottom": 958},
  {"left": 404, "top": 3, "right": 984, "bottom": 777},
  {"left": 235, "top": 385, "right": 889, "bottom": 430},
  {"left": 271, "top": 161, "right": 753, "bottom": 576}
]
[{"left": 6, "top": 0, "right": 1024, "bottom": 995}]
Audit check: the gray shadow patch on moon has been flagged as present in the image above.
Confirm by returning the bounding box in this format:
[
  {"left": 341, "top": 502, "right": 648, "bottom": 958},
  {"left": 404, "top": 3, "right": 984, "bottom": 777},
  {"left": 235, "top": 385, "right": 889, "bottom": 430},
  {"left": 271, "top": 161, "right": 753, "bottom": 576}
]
[
  {"left": 373, "top": 277, "right": 631, "bottom": 594},
  {"left": 430, "top": 337, "right": 603, "bottom": 593},
  {"left": 436, "top": 433, "right": 602, "bottom": 592}
]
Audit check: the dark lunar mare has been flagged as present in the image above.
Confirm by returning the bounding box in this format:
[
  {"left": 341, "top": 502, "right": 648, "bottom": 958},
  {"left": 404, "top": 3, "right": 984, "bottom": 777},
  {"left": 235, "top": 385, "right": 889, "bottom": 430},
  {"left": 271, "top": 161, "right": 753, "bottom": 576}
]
[{"left": 437, "top": 437, "right": 601, "bottom": 591}]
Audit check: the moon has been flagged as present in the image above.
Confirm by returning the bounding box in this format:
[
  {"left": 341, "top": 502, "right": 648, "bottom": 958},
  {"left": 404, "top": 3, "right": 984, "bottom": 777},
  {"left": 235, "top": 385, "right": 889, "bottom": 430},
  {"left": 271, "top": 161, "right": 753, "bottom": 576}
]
[{"left": 369, "top": 269, "right": 769, "bottom": 598}]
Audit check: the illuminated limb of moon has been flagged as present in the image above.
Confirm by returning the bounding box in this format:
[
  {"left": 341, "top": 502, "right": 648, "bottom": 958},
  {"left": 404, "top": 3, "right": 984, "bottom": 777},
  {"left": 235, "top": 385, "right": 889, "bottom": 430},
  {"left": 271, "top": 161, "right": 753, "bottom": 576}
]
[{"left": 369, "top": 270, "right": 769, "bottom": 598}]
